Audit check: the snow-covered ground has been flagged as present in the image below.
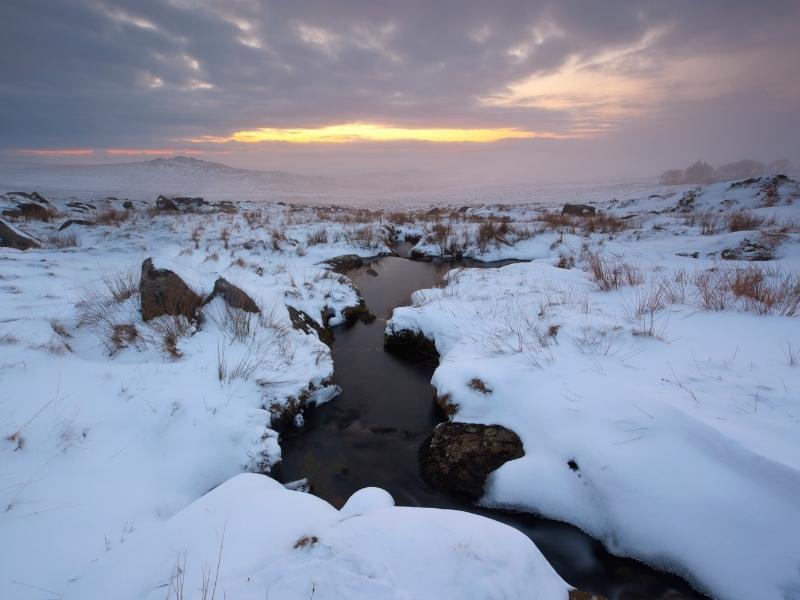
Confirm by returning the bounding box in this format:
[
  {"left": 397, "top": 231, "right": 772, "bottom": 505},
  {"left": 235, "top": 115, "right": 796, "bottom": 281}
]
[
  {"left": 388, "top": 176, "right": 800, "bottom": 600},
  {"left": 1, "top": 173, "right": 798, "bottom": 599}
]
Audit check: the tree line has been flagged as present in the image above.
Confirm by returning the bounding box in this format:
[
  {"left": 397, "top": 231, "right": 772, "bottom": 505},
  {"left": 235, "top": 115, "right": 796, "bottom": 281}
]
[{"left": 659, "top": 158, "right": 793, "bottom": 185}]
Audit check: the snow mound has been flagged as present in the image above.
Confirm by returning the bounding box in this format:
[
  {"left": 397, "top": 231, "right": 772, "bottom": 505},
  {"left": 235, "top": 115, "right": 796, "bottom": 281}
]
[{"left": 63, "top": 474, "right": 570, "bottom": 600}]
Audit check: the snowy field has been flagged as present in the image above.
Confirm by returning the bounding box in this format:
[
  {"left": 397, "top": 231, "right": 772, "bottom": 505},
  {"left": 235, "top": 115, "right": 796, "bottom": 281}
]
[{"left": 1, "top": 172, "right": 799, "bottom": 599}]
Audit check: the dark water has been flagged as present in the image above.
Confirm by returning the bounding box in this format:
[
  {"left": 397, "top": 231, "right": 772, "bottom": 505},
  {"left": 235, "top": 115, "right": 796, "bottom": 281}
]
[{"left": 278, "top": 248, "right": 705, "bottom": 600}]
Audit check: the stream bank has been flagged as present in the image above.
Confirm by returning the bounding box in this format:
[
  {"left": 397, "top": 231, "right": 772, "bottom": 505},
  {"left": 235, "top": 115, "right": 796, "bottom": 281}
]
[{"left": 278, "top": 249, "right": 704, "bottom": 600}]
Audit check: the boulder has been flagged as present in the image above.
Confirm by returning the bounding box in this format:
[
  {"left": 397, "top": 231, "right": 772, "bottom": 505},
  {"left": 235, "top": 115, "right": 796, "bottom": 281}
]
[
  {"left": 58, "top": 219, "right": 94, "bottom": 231},
  {"left": 122, "top": 200, "right": 134, "bottom": 210},
  {"left": 561, "top": 203, "right": 596, "bottom": 217},
  {"left": 0, "top": 218, "right": 41, "bottom": 250},
  {"left": 139, "top": 258, "right": 202, "bottom": 321},
  {"left": 420, "top": 422, "right": 524, "bottom": 500},
  {"left": 205, "top": 277, "right": 259, "bottom": 313},
  {"left": 155, "top": 195, "right": 179, "bottom": 211}
]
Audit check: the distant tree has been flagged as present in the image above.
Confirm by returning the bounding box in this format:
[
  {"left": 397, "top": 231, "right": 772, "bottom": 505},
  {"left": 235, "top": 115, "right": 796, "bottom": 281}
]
[
  {"left": 767, "top": 158, "right": 791, "bottom": 174},
  {"left": 683, "top": 160, "right": 715, "bottom": 184},
  {"left": 659, "top": 169, "right": 685, "bottom": 185},
  {"left": 716, "top": 159, "right": 765, "bottom": 181}
]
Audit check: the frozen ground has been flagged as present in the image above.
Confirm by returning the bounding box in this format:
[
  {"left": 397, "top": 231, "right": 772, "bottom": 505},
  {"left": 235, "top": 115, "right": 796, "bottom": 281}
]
[{"left": 0, "top": 173, "right": 798, "bottom": 599}]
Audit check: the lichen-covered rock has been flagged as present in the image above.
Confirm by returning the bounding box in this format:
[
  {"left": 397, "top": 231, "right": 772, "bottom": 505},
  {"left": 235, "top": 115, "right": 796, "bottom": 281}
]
[
  {"left": 205, "top": 277, "right": 259, "bottom": 313},
  {"left": 139, "top": 258, "right": 202, "bottom": 321},
  {"left": 420, "top": 422, "right": 524, "bottom": 500}
]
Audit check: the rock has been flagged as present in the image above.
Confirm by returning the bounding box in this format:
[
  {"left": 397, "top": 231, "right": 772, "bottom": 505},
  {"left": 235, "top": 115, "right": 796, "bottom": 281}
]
[
  {"left": 287, "top": 305, "right": 334, "bottom": 345},
  {"left": 204, "top": 277, "right": 259, "bottom": 313},
  {"left": 720, "top": 238, "right": 773, "bottom": 261},
  {"left": 9, "top": 191, "right": 49, "bottom": 204},
  {"left": 561, "top": 203, "right": 596, "bottom": 217},
  {"left": 155, "top": 195, "right": 179, "bottom": 211},
  {"left": 0, "top": 218, "right": 41, "bottom": 250},
  {"left": 173, "top": 196, "right": 206, "bottom": 209},
  {"left": 58, "top": 219, "right": 94, "bottom": 231},
  {"left": 325, "top": 254, "right": 363, "bottom": 272},
  {"left": 138, "top": 258, "right": 202, "bottom": 321},
  {"left": 419, "top": 422, "right": 524, "bottom": 500},
  {"left": 66, "top": 201, "right": 96, "bottom": 212},
  {"left": 122, "top": 201, "right": 134, "bottom": 210}
]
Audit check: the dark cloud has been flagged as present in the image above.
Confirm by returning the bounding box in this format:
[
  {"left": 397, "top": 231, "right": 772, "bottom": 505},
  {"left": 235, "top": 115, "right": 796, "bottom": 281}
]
[{"left": 1, "top": 0, "right": 798, "bottom": 176}]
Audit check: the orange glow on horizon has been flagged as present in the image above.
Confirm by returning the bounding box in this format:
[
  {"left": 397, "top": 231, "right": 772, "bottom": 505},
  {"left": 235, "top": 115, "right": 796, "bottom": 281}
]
[
  {"left": 185, "top": 122, "right": 571, "bottom": 144},
  {"left": 15, "top": 148, "right": 94, "bottom": 156}
]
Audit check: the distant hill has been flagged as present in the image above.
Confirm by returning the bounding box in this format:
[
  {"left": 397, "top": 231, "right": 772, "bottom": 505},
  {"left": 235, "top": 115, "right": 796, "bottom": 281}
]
[{"left": 0, "top": 156, "right": 332, "bottom": 198}]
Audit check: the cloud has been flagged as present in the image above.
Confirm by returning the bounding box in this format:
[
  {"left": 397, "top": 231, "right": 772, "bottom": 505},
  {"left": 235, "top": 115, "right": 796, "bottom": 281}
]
[{"left": 1, "top": 0, "right": 798, "bottom": 173}]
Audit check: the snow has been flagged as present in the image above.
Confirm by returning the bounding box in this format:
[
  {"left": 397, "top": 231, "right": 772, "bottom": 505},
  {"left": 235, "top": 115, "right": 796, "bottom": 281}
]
[
  {"left": 1, "top": 173, "right": 798, "bottom": 599},
  {"left": 61, "top": 474, "right": 569, "bottom": 600},
  {"left": 387, "top": 176, "right": 800, "bottom": 600}
]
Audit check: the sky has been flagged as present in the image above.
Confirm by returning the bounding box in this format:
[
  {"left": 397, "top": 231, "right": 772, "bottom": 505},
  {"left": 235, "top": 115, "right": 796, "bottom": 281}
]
[{"left": 1, "top": 0, "right": 799, "bottom": 182}]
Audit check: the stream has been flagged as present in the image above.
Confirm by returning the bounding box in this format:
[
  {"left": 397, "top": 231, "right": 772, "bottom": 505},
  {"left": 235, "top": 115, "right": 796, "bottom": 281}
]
[{"left": 278, "top": 246, "right": 704, "bottom": 600}]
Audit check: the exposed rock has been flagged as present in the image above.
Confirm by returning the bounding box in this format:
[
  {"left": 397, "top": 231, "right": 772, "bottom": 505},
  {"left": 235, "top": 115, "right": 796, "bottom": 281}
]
[
  {"left": 325, "top": 254, "right": 363, "bottom": 272},
  {"left": 419, "top": 422, "right": 524, "bottom": 501},
  {"left": 204, "top": 277, "right": 259, "bottom": 313},
  {"left": 561, "top": 203, "right": 596, "bottom": 217},
  {"left": 720, "top": 238, "right": 773, "bottom": 261},
  {"left": 155, "top": 195, "right": 179, "bottom": 211},
  {"left": 122, "top": 200, "right": 134, "bottom": 210},
  {"left": 8, "top": 191, "right": 49, "bottom": 204},
  {"left": 67, "top": 201, "right": 96, "bottom": 212},
  {"left": 139, "top": 258, "right": 202, "bottom": 321},
  {"left": 58, "top": 219, "right": 95, "bottom": 231},
  {"left": 0, "top": 218, "right": 41, "bottom": 250},
  {"left": 173, "top": 196, "right": 206, "bottom": 208},
  {"left": 287, "top": 305, "right": 333, "bottom": 346}
]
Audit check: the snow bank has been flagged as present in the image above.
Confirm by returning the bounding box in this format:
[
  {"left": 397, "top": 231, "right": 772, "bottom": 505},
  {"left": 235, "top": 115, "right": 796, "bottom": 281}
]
[{"left": 62, "top": 473, "right": 570, "bottom": 600}]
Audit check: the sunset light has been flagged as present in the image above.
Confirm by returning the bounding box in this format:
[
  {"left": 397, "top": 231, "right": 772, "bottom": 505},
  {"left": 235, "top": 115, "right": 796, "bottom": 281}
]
[{"left": 187, "top": 122, "right": 562, "bottom": 144}]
